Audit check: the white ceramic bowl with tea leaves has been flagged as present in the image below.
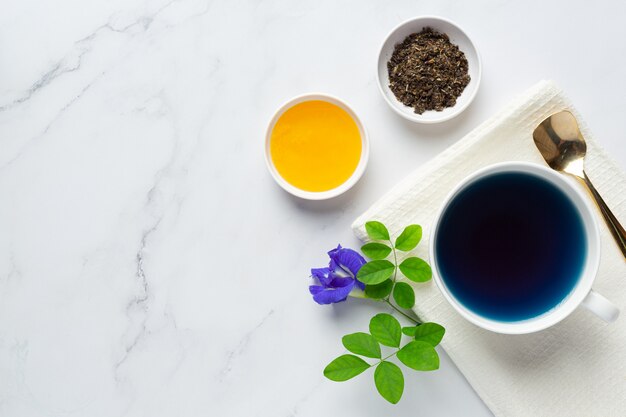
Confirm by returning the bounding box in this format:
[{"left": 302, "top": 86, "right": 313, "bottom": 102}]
[{"left": 377, "top": 16, "right": 482, "bottom": 124}]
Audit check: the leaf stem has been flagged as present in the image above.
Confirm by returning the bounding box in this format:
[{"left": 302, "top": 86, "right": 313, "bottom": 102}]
[
  {"left": 382, "top": 238, "right": 421, "bottom": 326},
  {"left": 367, "top": 350, "right": 400, "bottom": 369},
  {"left": 380, "top": 350, "right": 398, "bottom": 362},
  {"left": 384, "top": 299, "right": 421, "bottom": 325},
  {"left": 389, "top": 239, "right": 398, "bottom": 284}
]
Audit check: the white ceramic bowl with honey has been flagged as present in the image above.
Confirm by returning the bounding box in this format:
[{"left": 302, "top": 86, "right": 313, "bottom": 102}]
[
  {"left": 264, "top": 93, "right": 369, "bottom": 200},
  {"left": 377, "top": 16, "right": 482, "bottom": 124}
]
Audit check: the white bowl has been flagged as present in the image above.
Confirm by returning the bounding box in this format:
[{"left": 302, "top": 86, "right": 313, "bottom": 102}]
[
  {"left": 264, "top": 93, "right": 369, "bottom": 200},
  {"left": 377, "top": 16, "right": 482, "bottom": 124}
]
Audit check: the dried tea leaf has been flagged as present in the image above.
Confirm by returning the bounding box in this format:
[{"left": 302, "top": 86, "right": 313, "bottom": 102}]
[{"left": 387, "top": 27, "right": 470, "bottom": 114}]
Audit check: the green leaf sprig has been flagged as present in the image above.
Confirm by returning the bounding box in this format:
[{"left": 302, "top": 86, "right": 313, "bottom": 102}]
[
  {"left": 360, "top": 221, "right": 432, "bottom": 321},
  {"left": 324, "top": 313, "right": 445, "bottom": 403},
  {"left": 323, "top": 221, "right": 445, "bottom": 404}
]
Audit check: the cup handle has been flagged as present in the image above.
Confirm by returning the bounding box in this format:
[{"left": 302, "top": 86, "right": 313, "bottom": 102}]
[{"left": 580, "top": 290, "right": 620, "bottom": 322}]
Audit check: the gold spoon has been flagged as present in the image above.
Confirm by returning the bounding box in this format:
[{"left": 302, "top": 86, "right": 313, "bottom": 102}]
[{"left": 533, "top": 110, "right": 626, "bottom": 259}]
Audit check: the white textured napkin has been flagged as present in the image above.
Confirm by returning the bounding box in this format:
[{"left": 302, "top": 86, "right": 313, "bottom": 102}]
[{"left": 353, "top": 81, "right": 626, "bottom": 417}]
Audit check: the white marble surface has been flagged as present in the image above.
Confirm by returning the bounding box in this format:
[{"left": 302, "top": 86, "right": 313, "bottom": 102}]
[{"left": 1, "top": 1, "right": 625, "bottom": 416}]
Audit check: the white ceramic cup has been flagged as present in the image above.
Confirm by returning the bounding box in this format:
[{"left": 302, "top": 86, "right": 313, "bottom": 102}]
[{"left": 429, "top": 162, "right": 620, "bottom": 334}]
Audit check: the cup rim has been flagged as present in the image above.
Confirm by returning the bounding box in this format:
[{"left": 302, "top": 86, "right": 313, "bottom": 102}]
[
  {"left": 264, "top": 93, "right": 369, "bottom": 200},
  {"left": 429, "top": 162, "right": 601, "bottom": 334}
]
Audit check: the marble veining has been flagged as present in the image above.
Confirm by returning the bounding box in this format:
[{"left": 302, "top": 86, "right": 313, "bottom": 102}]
[{"left": 1, "top": 0, "right": 625, "bottom": 416}]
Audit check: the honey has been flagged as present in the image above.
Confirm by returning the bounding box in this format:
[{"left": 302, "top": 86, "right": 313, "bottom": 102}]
[{"left": 270, "top": 100, "right": 362, "bottom": 192}]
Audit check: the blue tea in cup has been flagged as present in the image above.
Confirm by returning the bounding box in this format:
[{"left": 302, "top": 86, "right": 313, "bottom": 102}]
[{"left": 430, "top": 162, "right": 619, "bottom": 333}]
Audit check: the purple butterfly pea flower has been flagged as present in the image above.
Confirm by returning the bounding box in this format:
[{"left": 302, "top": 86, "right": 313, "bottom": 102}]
[{"left": 309, "top": 245, "right": 366, "bottom": 305}]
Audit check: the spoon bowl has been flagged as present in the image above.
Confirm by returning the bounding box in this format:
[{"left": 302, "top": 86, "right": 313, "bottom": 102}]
[
  {"left": 533, "top": 111, "right": 587, "bottom": 175},
  {"left": 533, "top": 111, "right": 626, "bottom": 258}
]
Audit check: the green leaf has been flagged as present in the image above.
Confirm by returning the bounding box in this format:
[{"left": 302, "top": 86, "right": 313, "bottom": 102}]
[
  {"left": 342, "top": 333, "right": 381, "bottom": 359},
  {"left": 369, "top": 313, "right": 401, "bottom": 347},
  {"left": 394, "top": 225, "right": 422, "bottom": 251},
  {"left": 361, "top": 242, "right": 392, "bottom": 260},
  {"left": 399, "top": 257, "right": 432, "bottom": 282},
  {"left": 323, "top": 354, "right": 370, "bottom": 381},
  {"left": 365, "top": 221, "right": 390, "bottom": 241},
  {"left": 364, "top": 279, "right": 393, "bottom": 299},
  {"left": 397, "top": 341, "right": 439, "bottom": 371},
  {"left": 413, "top": 323, "right": 445, "bottom": 347},
  {"left": 402, "top": 326, "right": 418, "bottom": 336},
  {"left": 374, "top": 361, "right": 404, "bottom": 404},
  {"left": 392, "top": 282, "right": 415, "bottom": 309},
  {"left": 357, "top": 260, "right": 395, "bottom": 285}
]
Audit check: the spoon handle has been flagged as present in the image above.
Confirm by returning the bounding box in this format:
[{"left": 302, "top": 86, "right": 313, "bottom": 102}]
[{"left": 582, "top": 171, "right": 626, "bottom": 259}]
